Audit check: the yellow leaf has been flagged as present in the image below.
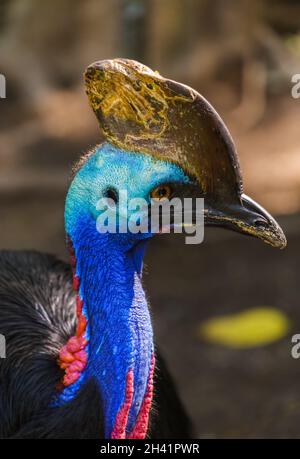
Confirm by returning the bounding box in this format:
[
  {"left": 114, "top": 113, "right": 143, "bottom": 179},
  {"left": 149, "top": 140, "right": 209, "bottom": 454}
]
[{"left": 199, "top": 307, "right": 290, "bottom": 348}]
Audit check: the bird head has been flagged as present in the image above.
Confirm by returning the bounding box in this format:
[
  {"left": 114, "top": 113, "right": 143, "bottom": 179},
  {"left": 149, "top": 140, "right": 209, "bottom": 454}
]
[
  {"left": 66, "top": 58, "right": 286, "bottom": 251},
  {"left": 66, "top": 142, "right": 195, "bottom": 249}
]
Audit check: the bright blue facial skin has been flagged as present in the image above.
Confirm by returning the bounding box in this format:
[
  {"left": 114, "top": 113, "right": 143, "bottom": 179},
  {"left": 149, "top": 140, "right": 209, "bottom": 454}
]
[
  {"left": 65, "top": 142, "right": 191, "bottom": 241},
  {"left": 58, "top": 142, "right": 192, "bottom": 438}
]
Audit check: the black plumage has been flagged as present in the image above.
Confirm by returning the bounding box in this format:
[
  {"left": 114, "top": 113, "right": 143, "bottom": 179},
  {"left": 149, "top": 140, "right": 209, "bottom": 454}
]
[{"left": 0, "top": 250, "right": 191, "bottom": 438}]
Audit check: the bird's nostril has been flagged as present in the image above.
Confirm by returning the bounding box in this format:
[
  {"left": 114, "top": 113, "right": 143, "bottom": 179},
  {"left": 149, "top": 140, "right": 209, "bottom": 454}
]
[{"left": 254, "top": 218, "right": 268, "bottom": 229}]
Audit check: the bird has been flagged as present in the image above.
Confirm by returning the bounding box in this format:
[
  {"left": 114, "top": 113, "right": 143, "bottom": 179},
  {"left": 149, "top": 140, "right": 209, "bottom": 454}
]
[{"left": 0, "top": 59, "right": 286, "bottom": 439}]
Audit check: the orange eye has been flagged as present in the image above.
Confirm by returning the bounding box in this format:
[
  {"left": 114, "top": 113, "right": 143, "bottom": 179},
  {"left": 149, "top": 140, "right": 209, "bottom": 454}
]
[{"left": 150, "top": 184, "right": 173, "bottom": 202}]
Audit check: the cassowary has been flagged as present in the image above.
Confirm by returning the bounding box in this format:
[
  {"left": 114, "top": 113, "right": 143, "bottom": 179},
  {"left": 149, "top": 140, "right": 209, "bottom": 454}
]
[{"left": 0, "top": 59, "right": 286, "bottom": 439}]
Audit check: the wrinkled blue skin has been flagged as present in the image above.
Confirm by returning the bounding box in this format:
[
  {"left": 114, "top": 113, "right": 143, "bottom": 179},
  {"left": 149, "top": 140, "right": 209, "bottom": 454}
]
[{"left": 57, "top": 143, "right": 191, "bottom": 438}]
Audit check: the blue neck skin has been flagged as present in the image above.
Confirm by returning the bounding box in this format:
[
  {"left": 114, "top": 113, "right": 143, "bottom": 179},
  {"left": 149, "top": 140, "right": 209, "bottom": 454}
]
[
  {"left": 59, "top": 216, "right": 153, "bottom": 438},
  {"left": 55, "top": 143, "right": 192, "bottom": 437}
]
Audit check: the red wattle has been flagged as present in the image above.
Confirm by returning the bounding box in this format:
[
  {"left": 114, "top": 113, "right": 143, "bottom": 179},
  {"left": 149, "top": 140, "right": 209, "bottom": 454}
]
[
  {"left": 128, "top": 354, "right": 155, "bottom": 439},
  {"left": 111, "top": 369, "right": 134, "bottom": 439},
  {"left": 57, "top": 238, "right": 88, "bottom": 387},
  {"left": 111, "top": 354, "right": 155, "bottom": 440}
]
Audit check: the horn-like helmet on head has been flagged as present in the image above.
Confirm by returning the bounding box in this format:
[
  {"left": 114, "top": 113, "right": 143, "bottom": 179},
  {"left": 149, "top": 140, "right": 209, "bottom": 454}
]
[{"left": 84, "top": 58, "right": 286, "bottom": 249}]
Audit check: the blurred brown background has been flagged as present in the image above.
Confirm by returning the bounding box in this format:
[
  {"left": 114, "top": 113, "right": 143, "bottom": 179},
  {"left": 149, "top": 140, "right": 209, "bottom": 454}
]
[{"left": 1, "top": 0, "right": 300, "bottom": 438}]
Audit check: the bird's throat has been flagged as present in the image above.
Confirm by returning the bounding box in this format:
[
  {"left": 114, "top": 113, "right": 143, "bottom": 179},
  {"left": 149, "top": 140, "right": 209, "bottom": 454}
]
[{"left": 58, "top": 230, "right": 154, "bottom": 439}]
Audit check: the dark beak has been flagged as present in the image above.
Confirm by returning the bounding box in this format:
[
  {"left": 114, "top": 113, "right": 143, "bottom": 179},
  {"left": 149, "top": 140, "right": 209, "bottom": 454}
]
[{"left": 204, "top": 193, "right": 287, "bottom": 249}]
